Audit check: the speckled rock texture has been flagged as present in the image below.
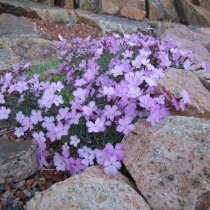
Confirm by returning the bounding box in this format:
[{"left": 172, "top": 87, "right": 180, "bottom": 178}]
[
  {"left": 174, "top": 0, "right": 210, "bottom": 26},
  {"left": 0, "top": 36, "right": 57, "bottom": 71},
  {"left": 98, "top": 0, "right": 121, "bottom": 15},
  {"left": 122, "top": 116, "right": 210, "bottom": 210},
  {"left": 0, "top": 138, "right": 38, "bottom": 184},
  {"left": 160, "top": 26, "right": 210, "bottom": 91},
  {"left": 0, "top": 13, "right": 57, "bottom": 71},
  {"left": 160, "top": 0, "right": 179, "bottom": 22},
  {"left": 26, "top": 165, "right": 151, "bottom": 210},
  {"left": 161, "top": 26, "right": 210, "bottom": 48},
  {"left": 120, "top": 6, "right": 146, "bottom": 20},
  {"left": 77, "top": 13, "right": 161, "bottom": 36},
  {"left": 157, "top": 68, "right": 210, "bottom": 118},
  {"left": 120, "top": 0, "right": 145, "bottom": 10},
  {"left": 147, "top": 0, "right": 165, "bottom": 20}
]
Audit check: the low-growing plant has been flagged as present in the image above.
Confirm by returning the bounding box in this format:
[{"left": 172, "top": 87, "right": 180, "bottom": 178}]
[
  {"left": 0, "top": 31, "right": 209, "bottom": 176},
  {"left": 53, "top": 11, "right": 67, "bottom": 24},
  {"left": 148, "top": 22, "right": 158, "bottom": 29}
]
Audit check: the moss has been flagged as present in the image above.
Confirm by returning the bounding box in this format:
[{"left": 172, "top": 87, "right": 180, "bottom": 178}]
[{"left": 148, "top": 22, "right": 158, "bottom": 29}]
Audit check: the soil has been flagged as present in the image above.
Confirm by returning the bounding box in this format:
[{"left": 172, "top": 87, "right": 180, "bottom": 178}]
[{"left": 20, "top": 16, "right": 103, "bottom": 41}]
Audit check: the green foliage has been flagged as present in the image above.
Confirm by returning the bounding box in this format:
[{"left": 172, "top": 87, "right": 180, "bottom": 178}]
[
  {"left": 27, "top": 59, "right": 62, "bottom": 80},
  {"left": 148, "top": 22, "right": 158, "bottom": 29},
  {"left": 53, "top": 11, "right": 68, "bottom": 24}
]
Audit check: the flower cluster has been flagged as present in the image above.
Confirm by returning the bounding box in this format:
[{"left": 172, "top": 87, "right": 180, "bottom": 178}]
[{"left": 0, "top": 30, "right": 209, "bottom": 176}]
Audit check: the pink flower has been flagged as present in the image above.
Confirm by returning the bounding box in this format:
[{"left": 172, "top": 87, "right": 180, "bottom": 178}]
[
  {"left": 67, "top": 158, "right": 87, "bottom": 176},
  {"left": 103, "top": 156, "right": 121, "bottom": 175},
  {"left": 0, "top": 93, "right": 5, "bottom": 104},
  {"left": 30, "top": 110, "right": 43, "bottom": 125},
  {"left": 16, "top": 111, "right": 25, "bottom": 123},
  {"left": 96, "top": 150, "right": 108, "bottom": 165},
  {"left": 0, "top": 106, "right": 11, "bottom": 120},
  {"left": 16, "top": 81, "right": 28, "bottom": 93},
  {"left": 42, "top": 116, "right": 55, "bottom": 129},
  {"left": 14, "top": 127, "right": 24, "bottom": 137},
  {"left": 53, "top": 94, "right": 64, "bottom": 106},
  {"left": 33, "top": 131, "right": 46, "bottom": 149},
  {"left": 86, "top": 117, "right": 106, "bottom": 133},
  {"left": 68, "top": 109, "right": 82, "bottom": 125},
  {"left": 181, "top": 89, "right": 191, "bottom": 104},
  {"left": 56, "top": 107, "right": 70, "bottom": 121},
  {"left": 103, "top": 105, "right": 121, "bottom": 121},
  {"left": 116, "top": 116, "right": 135, "bottom": 136},
  {"left": 70, "top": 135, "right": 80, "bottom": 147},
  {"left": 46, "top": 125, "right": 58, "bottom": 142}
]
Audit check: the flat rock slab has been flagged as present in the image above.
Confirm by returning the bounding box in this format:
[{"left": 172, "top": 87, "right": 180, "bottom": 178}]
[
  {"left": 77, "top": 13, "right": 162, "bottom": 35},
  {"left": 122, "top": 116, "right": 210, "bottom": 210},
  {"left": 27, "top": 165, "right": 151, "bottom": 210},
  {"left": 0, "top": 13, "right": 38, "bottom": 38},
  {"left": 0, "top": 36, "right": 57, "bottom": 71},
  {"left": 0, "top": 0, "right": 70, "bottom": 22},
  {"left": 0, "top": 138, "right": 38, "bottom": 184}
]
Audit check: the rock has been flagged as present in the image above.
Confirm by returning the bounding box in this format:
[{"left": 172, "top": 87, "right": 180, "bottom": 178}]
[
  {"left": 98, "top": 0, "right": 121, "bottom": 15},
  {"left": 120, "top": 6, "right": 146, "bottom": 21},
  {"left": 62, "top": 0, "right": 74, "bottom": 9},
  {"left": 147, "top": 0, "right": 165, "bottom": 20},
  {"left": 26, "top": 165, "right": 151, "bottom": 210},
  {"left": 160, "top": 27, "right": 210, "bottom": 90},
  {"left": 206, "top": 43, "right": 210, "bottom": 53},
  {"left": 160, "top": 0, "right": 179, "bottom": 22},
  {"left": 0, "top": 13, "right": 38, "bottom": 38},
  {"left": 0, "top": 37, "right": 57, "bottom": 71},
  {"left": 0, "top": 138, "right": 38, "bottom": 184},
  {"left": 0, "top": 0, "right": 71, "bottom": 22},
  {"left": 120, "top": 0, "right": 146, "bottom": 10},
  {"left": 199, "top": 0, "right": 210, "bottom": 10},
  {"left": 161, "top": 25, "right": 210, "bottom": 47},
  {"left": 37, "top": 0, "right": 54, "bottom": 7},
  {"left": 195, "top": 27, "right": 210, "bottom": 35},
  {"left": 174, "top": 0, "right": 210, "bottom": 26},
  {"left": 79, "top": 0, "right": 98, "bottom": 10},
  {"left": 0, "top": 13, "right": 57, "bottom": 71},
  {"left": 157, "top": 68, "right": 210, "bottom": 119},
  {"left": 122, "top": 116, "right": 210, "bottom": 210},
  {"left": 77, "top": 13, "right": 162, "bottom": 35}
]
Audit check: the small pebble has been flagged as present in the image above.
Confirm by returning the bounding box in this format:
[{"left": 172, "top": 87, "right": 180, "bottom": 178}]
[
  {"left": 4, "top": 185, "right": 11, "bottom": 192},
  {"left": 11, "top": 183, "right": 16, "bottom": 191},
  {"left": 3, "top": 191, "right": 10, "bottom": 199},
  {"left": 7, "top": 196, "right": 15, "bottom": 205},
  {"left": 0, "top": 200, "right": 7, "bottom": 207},
  {"left": 0, "top": 186, "right": 4, "bottom": 194},
  {"left": 31, "top": 188, "right": 38, "bottom": 196},
  {"left": 31, "top": 181, "right": 38, "bottom": 188},
  {"left": 6, "top": 206, "right": 12, "bottom": 210},
  {"left": 23, "top": 190, "right": 31, "bottom": 197}
]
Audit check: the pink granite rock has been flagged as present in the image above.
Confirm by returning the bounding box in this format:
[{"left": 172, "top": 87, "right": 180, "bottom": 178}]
[
  {"left": 120, "top": 0, "right": 145, "bottom": 10},
  {"left": 122, "top": 116, "right": 210, "bottom": 210},
  {"left": 26, "top": 165, "right": 151, "bottom": 210},
  {"left": 0, "top": 138, "right": 38, "bottom": 184},
  {"left": 161, "top": 26, "right": 210, "bottom": 47},
  {"left": 157, "top": 68, "right": 210, "bottom": 119},
  {"left": 195, "top": 27, "right": 210, "bottom": 35},
  {"left": 98, "top": 0, "right": 121, "bottom": 15},
  {"left": 160, "top": 28, "right": 210, "bottom": 91},
  {"left": 120, "top": 6, "right": 146, "bottom": 20},
  {"left": 147, "top": 0, "right": 165, "bottom": 20},
  {"left": 174, "top": 0, "right": 210, "bottom": 26}
]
